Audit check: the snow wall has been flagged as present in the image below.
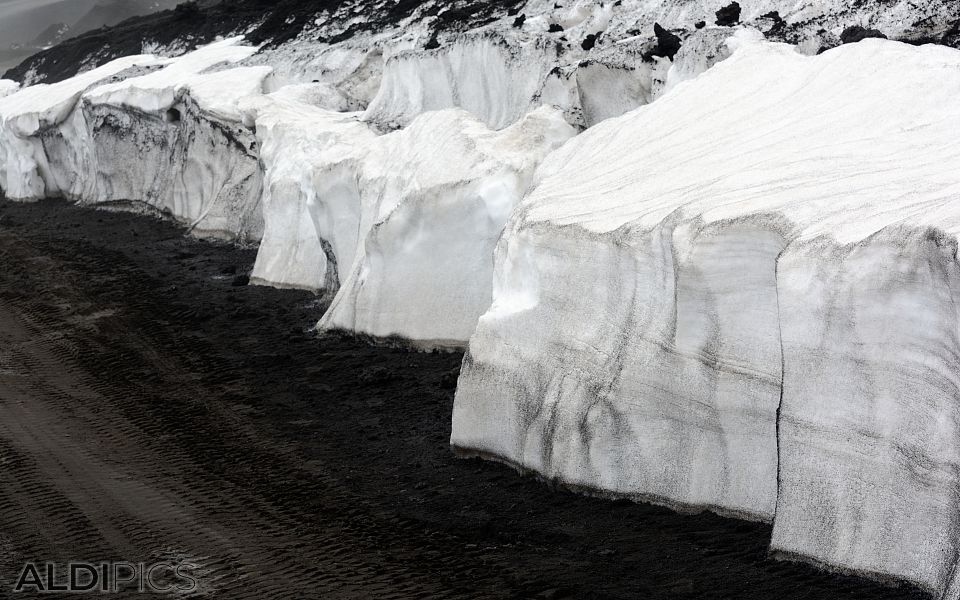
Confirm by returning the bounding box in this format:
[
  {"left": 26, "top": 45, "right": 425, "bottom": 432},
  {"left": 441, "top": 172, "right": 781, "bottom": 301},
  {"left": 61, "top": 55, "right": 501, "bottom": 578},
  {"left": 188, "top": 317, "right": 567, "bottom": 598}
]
[
  {"left": 0, "top": 38, "right": 266, "bottom": 241},
  {"left": 452, "top": 37, "right": 960, "bottom": 599}
]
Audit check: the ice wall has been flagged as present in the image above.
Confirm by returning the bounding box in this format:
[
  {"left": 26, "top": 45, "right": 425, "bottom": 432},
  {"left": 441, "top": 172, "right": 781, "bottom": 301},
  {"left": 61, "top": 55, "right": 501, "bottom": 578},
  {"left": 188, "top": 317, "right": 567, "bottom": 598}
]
[
  {"left": 452, "top": 37, "right": 960, "bottom": 595},
  {"left": 361, "top": 26, "right": 739, "bottom": 130},
  {"left": 363, "top": 32, "right": 564, "bottom": 130},
  {"left": 79, "top": 38, "right": 269, "bottom": 240}
]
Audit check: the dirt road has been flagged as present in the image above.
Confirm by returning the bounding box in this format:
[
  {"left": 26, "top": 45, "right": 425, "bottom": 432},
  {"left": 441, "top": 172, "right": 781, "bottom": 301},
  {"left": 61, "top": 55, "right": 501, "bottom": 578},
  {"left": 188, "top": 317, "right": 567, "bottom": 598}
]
[{"left": 0, "top": 198, "right": 926, "bottom": 599}]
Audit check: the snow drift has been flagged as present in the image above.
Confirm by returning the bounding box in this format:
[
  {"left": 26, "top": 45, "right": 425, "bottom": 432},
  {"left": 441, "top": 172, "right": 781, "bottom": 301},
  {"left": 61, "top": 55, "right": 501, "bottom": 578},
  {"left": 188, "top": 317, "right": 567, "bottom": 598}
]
[{"left": 452, "top": 37, "right": 960, "bottom": 596}]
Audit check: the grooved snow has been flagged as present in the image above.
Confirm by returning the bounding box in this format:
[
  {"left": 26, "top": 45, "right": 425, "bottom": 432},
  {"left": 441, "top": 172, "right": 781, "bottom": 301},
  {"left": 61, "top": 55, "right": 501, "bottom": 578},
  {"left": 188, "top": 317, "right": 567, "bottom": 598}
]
[{"left": 452, "top": 38, "right": 960, "bottom": 597}]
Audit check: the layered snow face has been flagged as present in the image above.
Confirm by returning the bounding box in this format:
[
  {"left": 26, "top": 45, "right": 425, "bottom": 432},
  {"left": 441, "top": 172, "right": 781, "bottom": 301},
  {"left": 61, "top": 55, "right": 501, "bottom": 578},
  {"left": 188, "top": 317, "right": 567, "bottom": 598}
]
[
  {"left": 243, "top": 87, "right": 574, "bottom": 345},
  {"left": 363, "top": 33, "right": 563, "bottom": 130},
  {"left": 452, "top": 37, "right": 960, "bottom": 595},
  {"left": 77, "top": 38, "right": 269, "bottom": 240},
  {"left": 0, "top": 38, "right": 268, "bottom": 241},
  {"left": 240, "top": 87, "right": 376, "bottom": 292},
  {"left": 319, "top": 107, "right": 575, "bottom": 347},
  {"left": 0, "top": 54, "right": 162, "bottom": 201},
  {"left": 361, "top": 26, "right": 743, "bottom": 130}
]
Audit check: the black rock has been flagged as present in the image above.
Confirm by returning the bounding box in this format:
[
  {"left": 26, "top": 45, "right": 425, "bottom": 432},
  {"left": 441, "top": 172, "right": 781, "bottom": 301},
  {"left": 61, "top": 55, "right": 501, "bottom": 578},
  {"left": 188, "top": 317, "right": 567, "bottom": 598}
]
[
  {"left": 548, "top": 23, "right": 564, "bottom": 33},
  {"left": 761, "top": 10, "right": 783, "bottom": 23},
  {"left": 760, "top": 10, "right": 786, "bottom": 38},
  {"left": 653, "top": 23, "right": 682, "bottom": 59},
  {"left": 231, "top": 274, "right": 250, "bottom": 287},
  {"left": 513, "top": 14, "right": 526, "bottom": 28},
  {"left": 840, "top": 25, "right": 887, "bottom": 44},
  {"left": 715, "top": 1, "right": 741, "bottom": 27},
  {"left": 581, "top": 33, "right": 598, "bottom": 51},
  {"left": 695, "top": 21, "right": 706, "bottom": 29},
  {"left": 424, "top": 34, "right": 440, "bottom": 50}
]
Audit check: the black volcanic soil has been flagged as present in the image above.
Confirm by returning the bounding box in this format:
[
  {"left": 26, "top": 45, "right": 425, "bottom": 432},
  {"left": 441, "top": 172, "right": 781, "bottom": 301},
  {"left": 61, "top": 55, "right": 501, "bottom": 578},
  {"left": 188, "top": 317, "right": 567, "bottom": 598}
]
[{"left": 0, "top": 197, "right": 927, "bottom": 599}]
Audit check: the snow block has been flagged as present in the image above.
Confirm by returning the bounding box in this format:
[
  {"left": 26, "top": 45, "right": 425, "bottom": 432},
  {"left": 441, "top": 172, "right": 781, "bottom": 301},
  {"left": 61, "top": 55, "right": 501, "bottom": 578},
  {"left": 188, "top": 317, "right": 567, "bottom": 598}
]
[
  {"left": 243, "top": 89, "right": 574, "bottom": 345},
  {"left": 452, "top": 37, "right": 960, "bottom": 593},
  {"left": 0, "top": 80, "right": 19, "bottom": 98},
  {"left": 319, "top": 107, "right": 576, "bottom": 347},
  {"left": 240, "top": 86, "right": 377, "bottom": 292}
]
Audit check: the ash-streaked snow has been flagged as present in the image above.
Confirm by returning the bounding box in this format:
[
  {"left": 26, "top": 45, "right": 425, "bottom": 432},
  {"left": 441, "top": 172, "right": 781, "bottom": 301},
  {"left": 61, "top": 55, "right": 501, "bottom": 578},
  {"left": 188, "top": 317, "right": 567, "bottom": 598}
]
[{"left": 452, "top": 35, "right": 960, "bottom": 597}]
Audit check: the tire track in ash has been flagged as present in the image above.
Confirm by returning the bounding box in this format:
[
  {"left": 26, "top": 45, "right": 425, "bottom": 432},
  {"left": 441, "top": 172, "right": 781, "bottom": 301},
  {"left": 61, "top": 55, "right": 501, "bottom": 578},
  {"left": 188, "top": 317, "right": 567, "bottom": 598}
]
[
  {"left": 0, "top": 268, "right": 282, "bottom": 598},
  {"left": 0, "top": 233, "right": 510, "bottom": 599}
]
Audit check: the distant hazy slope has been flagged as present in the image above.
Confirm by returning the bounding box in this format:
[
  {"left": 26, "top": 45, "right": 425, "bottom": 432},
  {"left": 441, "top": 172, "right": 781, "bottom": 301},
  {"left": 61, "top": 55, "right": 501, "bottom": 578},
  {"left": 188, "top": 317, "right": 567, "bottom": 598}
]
[
  {"left": 69, "top": 0, "right": 182, "bottom": 37},
  {"left": 0, "top": 0, "right": 94, "bottom": 46}
]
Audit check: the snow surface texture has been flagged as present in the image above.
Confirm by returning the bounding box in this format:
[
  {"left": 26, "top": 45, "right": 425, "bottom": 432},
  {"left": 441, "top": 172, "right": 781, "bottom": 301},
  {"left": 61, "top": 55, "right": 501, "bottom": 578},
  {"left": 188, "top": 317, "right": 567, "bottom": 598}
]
[
  {"left": 242, "top": 87, "right": 574, "bottom": 346},
  {"left": 452, "top": 37, "right": 960, "bottom": 597},
  {"left": 0, "top": 38, "right": 268, "bottom": 240},
  {"left": 0, "top": 80, "right": 19, "bottom": 98}
]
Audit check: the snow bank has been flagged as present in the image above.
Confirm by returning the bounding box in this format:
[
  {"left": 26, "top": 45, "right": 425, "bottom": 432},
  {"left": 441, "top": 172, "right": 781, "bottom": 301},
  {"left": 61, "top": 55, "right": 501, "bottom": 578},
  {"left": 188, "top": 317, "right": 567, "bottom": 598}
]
[
  {"left": 452, "top": 37, "right": 960, "bottom": 594},
  {"left": 79, "top": 38, "right": 269, "bottom": 240},
  {"left": 348, "top": 0, "right": 958, "bottom": 130},
  {"left": 0, "top": 38, "right": 269, "bottom": 240},
  {"left": 363, "top": 33, "right": 564, "bottom": 130},
  {"left": 360, "top": 26, "right": 736, "bottom": 130},
  {"left": 0, "top": 54, "right": 161, "bottom": 200},
  {"left": 319, "top": 106, "right": 575, "bottom": 347},
  {"left": 243, "top": 88, "right": 574, "bottom": 345},
  {"left": 240, "top": 87, "right": 376, "bottom": 292}
]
